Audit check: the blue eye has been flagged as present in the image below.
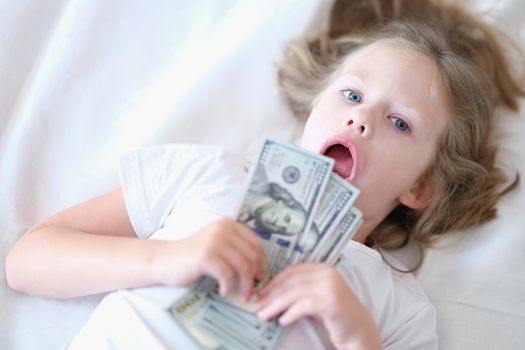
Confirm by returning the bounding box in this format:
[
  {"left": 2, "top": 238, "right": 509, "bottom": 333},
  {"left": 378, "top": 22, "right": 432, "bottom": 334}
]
[
  {"left": 391, "top": 116, "right": 411, "bottom": 132},
  {"left": 343, "top": 89, "right": 362, "bottom": 103}
]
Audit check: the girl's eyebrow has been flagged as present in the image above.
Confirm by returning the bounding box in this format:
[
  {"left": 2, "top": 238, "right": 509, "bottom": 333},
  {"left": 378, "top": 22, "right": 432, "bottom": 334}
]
[
  {"left": 338, "top": 70, "right": 367, "bottom": 86},
  {"left": 396, "top": 103, "right": 421, "bottom": 119}
]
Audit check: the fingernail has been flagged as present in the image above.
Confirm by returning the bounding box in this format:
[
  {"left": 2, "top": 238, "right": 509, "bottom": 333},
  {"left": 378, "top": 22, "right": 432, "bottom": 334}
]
[{"left": 257, "top": 310, "right": 268, "bottom": 320}]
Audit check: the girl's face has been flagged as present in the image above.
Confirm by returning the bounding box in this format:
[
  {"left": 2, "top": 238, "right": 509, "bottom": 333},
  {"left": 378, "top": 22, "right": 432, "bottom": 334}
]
[{"left": 301, "top": 40, "right": 448, "bottom": 242}]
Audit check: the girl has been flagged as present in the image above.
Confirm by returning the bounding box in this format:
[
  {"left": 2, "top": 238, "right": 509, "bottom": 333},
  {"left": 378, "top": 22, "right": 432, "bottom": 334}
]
[{"left": 5, "top": 0, "right": 523, "bottom": 349}]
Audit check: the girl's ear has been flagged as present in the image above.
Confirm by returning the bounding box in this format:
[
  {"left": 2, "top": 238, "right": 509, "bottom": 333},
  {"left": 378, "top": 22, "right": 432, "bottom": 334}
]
[{"left": 399, "top": 177, "right": 434, "bottom": 210}]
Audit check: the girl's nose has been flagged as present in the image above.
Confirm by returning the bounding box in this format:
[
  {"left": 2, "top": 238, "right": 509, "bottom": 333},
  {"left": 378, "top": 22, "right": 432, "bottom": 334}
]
[{"left": 342, "top": 112, "right": 373, "bottom": 139}]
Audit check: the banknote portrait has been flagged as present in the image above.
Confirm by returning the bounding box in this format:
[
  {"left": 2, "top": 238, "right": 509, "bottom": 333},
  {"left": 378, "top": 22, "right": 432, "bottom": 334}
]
[{"left": 239, "top": 163, "right": 308, "bottom": 237}]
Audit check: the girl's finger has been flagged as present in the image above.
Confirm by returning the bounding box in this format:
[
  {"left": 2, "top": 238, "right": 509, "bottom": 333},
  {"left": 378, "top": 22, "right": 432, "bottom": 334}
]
[
  {"left": 278, "top": 297, "right": 318, "bottom": 326},
  {"left": 256, "top": 283, "right": 307, "bottom": 321},
  {"left": 219, "top": 247, "right": 258, "bottom": 298},
  {"left": 205, "top": 259, "right": 235, "bottom": 296},
  {"left": 253, "top": 276, "right": 312, "bottom": 314},
  {"left": 258, "top": 266, "right": 296, "bottom": 296},
  {"left": 258, "top": 266, "right": 318, "bottom": 300},
  {"left": 233, "top": 225, "right": 266, "bottom": 275},
  {"left": 235, "top": 223, "right": 263, "bottom": 251},
  {"left": 227, "top": 230, "right": 265, "bottom": 277}
]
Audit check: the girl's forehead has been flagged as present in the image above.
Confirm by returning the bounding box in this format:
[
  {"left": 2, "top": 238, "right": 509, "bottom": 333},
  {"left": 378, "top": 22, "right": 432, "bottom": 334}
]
[
  {"left": 340, "top": 40, "right": 444, "bottom": 97},
  {"left": 341, "top": 39, "right": 428, "bottom": 72}
]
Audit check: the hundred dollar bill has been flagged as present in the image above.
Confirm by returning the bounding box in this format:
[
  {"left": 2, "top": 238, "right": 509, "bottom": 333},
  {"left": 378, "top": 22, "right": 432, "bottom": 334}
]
[
  {"left": 167, "top": 281, "right": 226, "bottom": 350},
  {"left": 292, "top": 173, "right": 359, "bottom": 263},
  {"left": 194, "top": 297, "right": 284, "bottom": 350},
  {"left": 326, "top": 217, "right": 362, "bottom": 265},
  {"left": 168, "top": 277, "right": 284, "bottom": 350},
  {"left": 237, "top": 138, "right": 334, "bottom": 277},
  {"left": 314, "top": 207, "right": 362, "bottom": 264}
]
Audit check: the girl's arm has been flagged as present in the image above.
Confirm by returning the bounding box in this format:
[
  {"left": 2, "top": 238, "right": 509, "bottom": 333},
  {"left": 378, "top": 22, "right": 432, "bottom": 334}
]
[
  {"left": 5, "top": 188, "right": 264, "bottom": 299},
  {"left": 5, "top": 188, "right": 163, "bottom": 298}
]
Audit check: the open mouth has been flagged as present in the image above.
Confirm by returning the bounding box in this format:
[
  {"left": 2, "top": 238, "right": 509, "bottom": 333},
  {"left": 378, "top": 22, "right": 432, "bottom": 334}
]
[{"left": 321, "top": 137, "right": 358, "bottom": 181}]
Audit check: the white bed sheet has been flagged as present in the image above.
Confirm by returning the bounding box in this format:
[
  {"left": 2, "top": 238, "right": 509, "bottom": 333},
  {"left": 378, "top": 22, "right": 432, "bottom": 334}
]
[{"left": 1, "top": 0, "right": 524, "bottom": 349}]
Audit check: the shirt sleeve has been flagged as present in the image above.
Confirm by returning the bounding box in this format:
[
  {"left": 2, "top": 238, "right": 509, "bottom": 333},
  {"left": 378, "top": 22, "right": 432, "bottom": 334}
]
[{"left": 119, "top": 144, "right": 231, "bottom": 239}]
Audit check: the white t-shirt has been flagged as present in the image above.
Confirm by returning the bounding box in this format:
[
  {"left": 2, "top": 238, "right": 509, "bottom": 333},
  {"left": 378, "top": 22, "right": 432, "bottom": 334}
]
[{"left": 68, "top": 144, "right": 437, "bottom": 350}]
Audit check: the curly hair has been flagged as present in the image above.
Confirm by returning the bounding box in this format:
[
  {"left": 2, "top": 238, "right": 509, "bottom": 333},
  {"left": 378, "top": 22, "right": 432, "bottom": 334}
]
[{"left": 277, "top": 0, "right": 523, "bottom": 267}]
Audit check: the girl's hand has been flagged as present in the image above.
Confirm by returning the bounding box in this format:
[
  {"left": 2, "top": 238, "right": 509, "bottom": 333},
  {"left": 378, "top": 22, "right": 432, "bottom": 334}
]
[
  {"left": 151, "top": 218, "right": 264, "bottom": 301},
  {"left": 251, "top": 263, "right": 381, "bottom": 350}
]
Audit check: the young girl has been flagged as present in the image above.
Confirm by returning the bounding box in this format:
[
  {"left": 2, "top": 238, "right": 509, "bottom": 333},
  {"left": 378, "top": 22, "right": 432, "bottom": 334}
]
[{"left": 5, "top": 0, "right": 523, "bottom": 349}]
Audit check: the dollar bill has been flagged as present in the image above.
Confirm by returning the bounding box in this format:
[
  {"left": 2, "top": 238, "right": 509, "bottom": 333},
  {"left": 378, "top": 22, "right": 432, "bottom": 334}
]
[
  {"left": 237, "top": 138, "right": 334, "bottom": 277},
  {"left": 167, "top": 277, "right": 284, "bottom": 350},
  {"left": 167, "top": 280, "right": 226, "bottom": 350},
  {"left": 195, "top": 297, "right": 284, "bottom": 350},
  {"left": 292, "top": 173, "right": 359, "bottom": 263},
  {"left": 314, "top": 207, "right": 362, "bottom": 264}
]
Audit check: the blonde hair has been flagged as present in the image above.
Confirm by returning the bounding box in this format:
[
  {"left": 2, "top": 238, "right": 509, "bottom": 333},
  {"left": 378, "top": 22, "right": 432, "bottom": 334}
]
[{"left": 278, "top": 0, "right": 523, "bottom": 265}]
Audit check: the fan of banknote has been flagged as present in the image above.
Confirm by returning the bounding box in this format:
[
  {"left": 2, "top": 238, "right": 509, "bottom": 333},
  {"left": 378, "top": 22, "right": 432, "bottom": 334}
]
[{"left": 168, "top": 138, "right": 362, "bottom": 350}]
